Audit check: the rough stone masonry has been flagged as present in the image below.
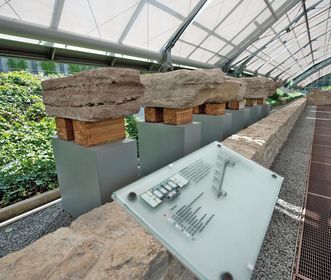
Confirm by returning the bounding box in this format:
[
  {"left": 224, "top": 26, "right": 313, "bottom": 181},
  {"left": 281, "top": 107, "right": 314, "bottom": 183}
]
[
  {"left": 141, "top": 69, "right": 244, "bottom": 108},
  {"left": 0, "top": 98, "right": 306, "bottom": 280},
  {"left": 42, "top": 67, "right": 145, "bottom": 122},
  {"left": 241, "top": 77, "right": 282, "bottom": 99}
]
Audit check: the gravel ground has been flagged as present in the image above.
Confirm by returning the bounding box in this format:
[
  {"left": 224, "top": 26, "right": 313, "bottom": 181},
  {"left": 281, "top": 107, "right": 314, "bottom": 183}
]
[
  {"left": 252, "top": 105, "right": 316, "bottom": 279},
  {"left": 0, "top": 201, "right": 73, "bottom": 258}
]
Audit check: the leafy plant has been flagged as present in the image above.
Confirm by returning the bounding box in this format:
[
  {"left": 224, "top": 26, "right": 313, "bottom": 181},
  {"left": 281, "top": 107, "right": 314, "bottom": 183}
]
[
  {"left": 68, "top": 63, "right": 97, "bottom": 74},
  {"left": 7, "top": 58, "right": 28, "bottom": 71},
  {"left": 0, "top": 71, "right": 57, "bottom": 207},
  {"left": 41, "top": 61, "right": 57, "bottom": 75},
  {"left": 125, "top": 115, "right": 138, "bottom": 139}
]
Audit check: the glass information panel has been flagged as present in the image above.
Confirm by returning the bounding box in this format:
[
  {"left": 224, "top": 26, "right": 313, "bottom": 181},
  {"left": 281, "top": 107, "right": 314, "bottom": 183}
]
[{"left": 112, "top": 141, "right": 283, "bottom": 280}]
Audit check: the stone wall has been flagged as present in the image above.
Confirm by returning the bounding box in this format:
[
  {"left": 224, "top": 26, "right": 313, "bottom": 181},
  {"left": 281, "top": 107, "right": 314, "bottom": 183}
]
[
  {"left": 307, "top": 89, "right": 331, "bottom": 105},
  {"left": 0, "top": 98, "right": 306, "bottom": 280},
  {"left": 223, "top": 97, "right": 306, "bottom": 168}
]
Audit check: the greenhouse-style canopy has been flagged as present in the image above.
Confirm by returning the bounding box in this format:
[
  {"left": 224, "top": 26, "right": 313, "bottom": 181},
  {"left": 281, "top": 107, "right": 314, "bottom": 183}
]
[{"left": 0, "top": 0, "right": 330, "bottom": 87}]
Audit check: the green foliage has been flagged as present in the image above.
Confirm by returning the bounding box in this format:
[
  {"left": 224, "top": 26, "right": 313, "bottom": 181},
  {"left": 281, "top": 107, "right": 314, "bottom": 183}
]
[
  {"left": 7, "top": 58, "right": 28, "bottom": 71},
  {"left": 68, "top": 64, "right": 81, "bottom": 74},
  {"left": 267, "top": 89, "right": 304, "bottom": 107},
  {"left": 0, "top": 71, "right": 57, "bottom": 207},
  {"left": 40, "top": 61, "right": 57, "bottom": 75},
  {"left": 125, "top": 115, "right": 138, "bottom": 139},
  {"left": 68, "top": 63, "right": 97, "bottom": 74}
]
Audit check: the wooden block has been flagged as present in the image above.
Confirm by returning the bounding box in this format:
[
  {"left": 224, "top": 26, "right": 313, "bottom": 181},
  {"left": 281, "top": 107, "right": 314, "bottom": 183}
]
[
  {"left": 73, "top": 117, "right": 125, "bottom": 147},
  {"left": 245, "top": 98, "right": 258, "bottom": 107},
  {"left": 145, "top": 107, "right": 164, "bottom": 123},
  {"left": 163, "top": 108, "right": 192, "bottom": 125},
  {"left": 227, "top": 100, "right": 246, "bottom": 110},
  {"left": 193, "top": 105, "right": 200, "bottom": 114},
  {"left": 256, "top": 98, "right": 266, "bottom": 105},
  {"left": 55, "top": 117, "right": 74, "bottom": 140},
  {"left": 204, "top": 103, "right": 225, "bottom": 115},
  {"left": 193, "top": 105, "right": 205, "bottom": 114}
]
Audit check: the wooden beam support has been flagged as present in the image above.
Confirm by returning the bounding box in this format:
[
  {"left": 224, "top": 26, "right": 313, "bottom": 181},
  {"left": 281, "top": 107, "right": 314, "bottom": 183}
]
[
  {"left": 256, "top": 98, "right": 266, "bottom": 105},
  {"left": 245, "top": 98, "right": 258, "bottom": 107},
  {"left": 73, "top": 117, "right": 125, "bottom": 147},
  {"left": 144, "top": 107, "right": 164, "bottom": 123},
  {"left": 204, "top": 103, "right": 225, "bottom": 115},
  {"left": 163, "top": 108, "right": 192, "bottom": 125},
  {"left": 226, "top": 99, "right": 246, "bottom": 110},
  {"left": 55, "top": 117, "right": 74, "bottom": 140}
]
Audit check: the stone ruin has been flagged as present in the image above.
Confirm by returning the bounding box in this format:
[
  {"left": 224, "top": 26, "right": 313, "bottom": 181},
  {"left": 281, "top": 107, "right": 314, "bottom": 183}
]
[
  {"left": 42, "top": 68, "right": 145, "bottom": 122},
  {"left": 240, "top": 77, "right": 282, "bottom": 99},
  {"left": 141, "top": 69, "right": 244, "bottom": 108}
]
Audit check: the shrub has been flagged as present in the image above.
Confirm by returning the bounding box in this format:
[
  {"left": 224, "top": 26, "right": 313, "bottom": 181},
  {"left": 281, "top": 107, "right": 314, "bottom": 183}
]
[
  {"left": 41, "top": 61, "right": 57, "bottom": 75},
  {"left": 0, "top": 71, "right": 57, "bottom": 207},
  {"left": 125, "top": 115, "right": 138, "bottom": 139},
  {"left": 68, "top": 63, "right": 97, "bottom": 74},
  {"left": 7, "top": 58, "right": 28, "bottom": 71}
]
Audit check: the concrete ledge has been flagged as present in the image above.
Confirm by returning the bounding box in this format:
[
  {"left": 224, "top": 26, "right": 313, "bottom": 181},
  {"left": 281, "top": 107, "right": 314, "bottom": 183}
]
[
  {"left": 0, "top": 98, "right": 307, "bottom": 280},
  {"left": 0, "top": 189, "right": 60, "bottom": 223}
]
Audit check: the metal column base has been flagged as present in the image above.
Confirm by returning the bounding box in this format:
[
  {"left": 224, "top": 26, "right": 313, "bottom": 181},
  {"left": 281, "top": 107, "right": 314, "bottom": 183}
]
[
  {"left": 192, "top": 113, "right": 232, "bottom": 146},
  {"left": 261, "top": 104, "right": 270, "bottom": 119},
  {"left": 225, "top": 109, "right": 250, "bottom": 135},
  {"left": 52, "top": 137, "right": 139, "bottom": 218},
  {"left": 246, "top": 106, "right": 259, "bottom": 126},
  {"left": 138, "top": 122, "right": 201, "bottom": 176}
]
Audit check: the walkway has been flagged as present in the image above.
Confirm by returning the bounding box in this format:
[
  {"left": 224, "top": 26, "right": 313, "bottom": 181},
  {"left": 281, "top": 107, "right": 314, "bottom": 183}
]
[{"left": 293, "top": 105, "right": 331, "bottom": 280}]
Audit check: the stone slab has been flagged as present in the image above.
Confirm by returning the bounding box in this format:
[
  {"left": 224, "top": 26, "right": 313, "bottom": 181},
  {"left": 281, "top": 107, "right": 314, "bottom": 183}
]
[
  {"left": 141, "top": 69, "right": 228, "bottom": 108},
  {"left": 241, "top": 77, "right": 282, "bottom": 99},
  {"left": 138, "top": 121, "right": 201, "bottom": 176},
  {"left": 52, "top": 137, "right": 139, "bottom": 218},
  {"left": 42, "top": 68, "right": 144, "bottom": 121}
]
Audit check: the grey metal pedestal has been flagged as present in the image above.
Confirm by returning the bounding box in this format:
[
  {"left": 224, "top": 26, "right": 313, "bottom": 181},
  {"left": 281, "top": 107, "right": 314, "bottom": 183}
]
[
  {"left": 246, "top": 106, "right": 259, "bottom": 126},
  {"left": 223, "top": 113, "right": 233, "bottom": 139},
  {"left": 261, "top": 104, "right": 270, "bottom": 119},
  {"left": 193, "top": 113, "right": 232, "bottom": 146},
  {"left": 225, "top": 109, "right": 250, "bottom": 135},
  {"left": 138, "top": 121, "right": 201, "bottom": 176},
  {"left": 52, "top": 137, "right": 139, "bottom": 218},
  {"left": 256, "top": 105, "right": 263, "bottom": 121}
]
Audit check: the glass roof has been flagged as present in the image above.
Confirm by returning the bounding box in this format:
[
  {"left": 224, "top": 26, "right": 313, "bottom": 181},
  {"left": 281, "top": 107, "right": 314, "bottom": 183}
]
[
  {"left": 299, "top": 64, "right": 331, "bottom": 87},
  {"left": 0, "top": 0, "right": 329, "bottom": 84}
]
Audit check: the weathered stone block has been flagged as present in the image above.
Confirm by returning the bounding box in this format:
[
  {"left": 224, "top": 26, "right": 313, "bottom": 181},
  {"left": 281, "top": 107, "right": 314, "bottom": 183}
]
[
  {"left": 241, "top": 77, "right": 282, "bottom": 99},
  {"left": 42, "top": 68, "right": 144, "bottom": 121},
  {"left": 140, "top": 69, "right": 227, "bottom": 108}
]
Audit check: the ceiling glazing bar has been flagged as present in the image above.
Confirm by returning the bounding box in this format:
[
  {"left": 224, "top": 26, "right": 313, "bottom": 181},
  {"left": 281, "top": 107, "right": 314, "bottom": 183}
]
[
  {"left": 50, "top": 0, "right": 65, "bottom": 29},
  {"left": 159, "top": 0, "right": 210, "bottom": 71},
  {"left": 302, "top": 0, "right": 315, "bottom": 64},
  {"left": 118, "top": 0, "right": 146, "bottom": 43},
  {"left": 291, "top": 57, "right": 331, "bottom": 86},
  {"left": 219, "top": 0, "right": 303, "bottom": 71},
  {"left": 231, "top": 0, "right": 323, "bottom": 75},
  {"left": 264, "top": 0, "right": 277, "bottom": 19}
]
